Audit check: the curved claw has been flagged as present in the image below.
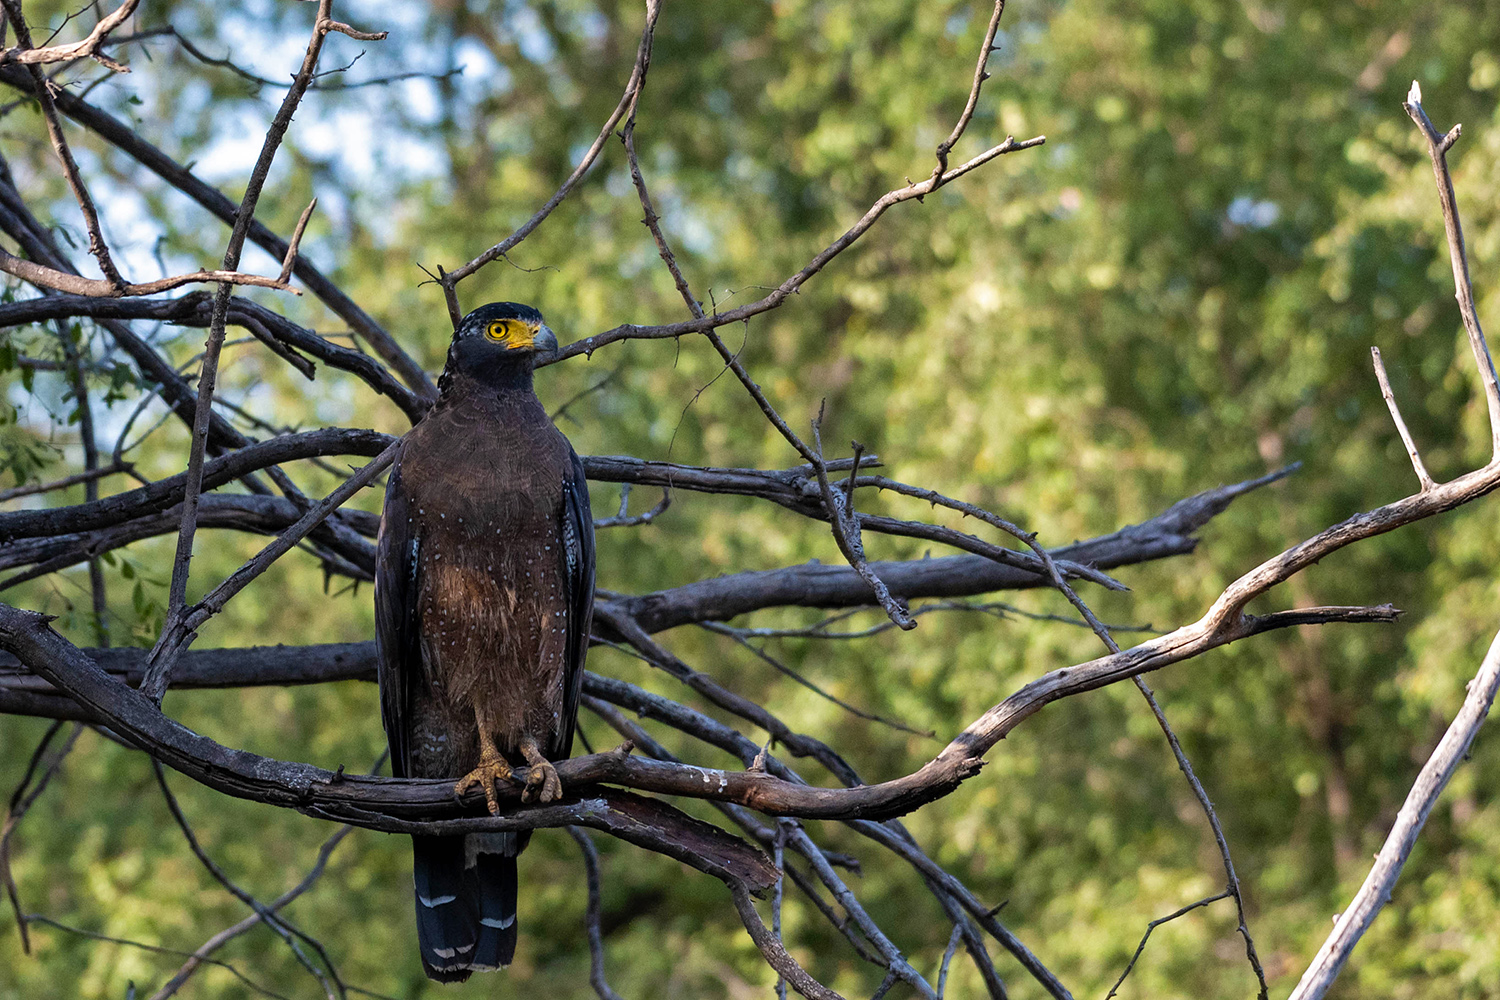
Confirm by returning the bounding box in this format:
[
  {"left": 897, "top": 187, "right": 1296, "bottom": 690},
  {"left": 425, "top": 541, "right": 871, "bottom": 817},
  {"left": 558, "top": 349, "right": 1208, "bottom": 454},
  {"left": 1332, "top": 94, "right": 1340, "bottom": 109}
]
[
  {"left": 454, "top": 752, "right": 515, "bottom": 815},
  {"left": 518, "top": 734, "right": 563, "bottom": 803},
  {"left": 522, "top": 759, "right": 562, "bottom": 803}
]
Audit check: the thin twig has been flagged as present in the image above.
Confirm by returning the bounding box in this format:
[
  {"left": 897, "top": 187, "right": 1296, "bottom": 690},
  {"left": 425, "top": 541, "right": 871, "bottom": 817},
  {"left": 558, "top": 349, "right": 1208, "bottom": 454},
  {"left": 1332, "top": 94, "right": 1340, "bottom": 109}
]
[
  {"left": 930, "top": 0, "right": 1005, "bottom": 186},
  {"left": 0, "top": 461, "right": 128, "bottom": 502},
  {"left": 278, "top": 198, "right": 317, "bottom": 284},
  {"left": 441, "top": 0, "right": 661, "bottom": 305},
  {"left": 150, "top": 823, "right": 356, "bottom": 1000},
  {"left": 935, "top": 923, "right": 965, "bottom": 999},
  {"left": 1, "top": 720, "right": 80, "bottom": 954},
  {"left": 25, "top": 913, "right": 296, "bottom": 1000},
  {"left": 1371, "top": 346, "right": 1436, "bottom": 491},
  {"left": 152, "top": 761, "right": 345, "bottom": 999},
  {"left": 1131, "top": 677, "right": 1268, "bottom": 999},
  {"left": 1105, "top": 892, "right": 1231, "bottom": 999},
  {"left": 1403, "top": 81, "right": 1500, "bottom": 458},
  {"left": 568, "top": 827, "right": 625, "bottom": 1000},
  {"left": 0, "top": 0, "right": 126, "bottom": 287},
  {"left": 143, "top": 0, "right": 350, "bottom": 701}
]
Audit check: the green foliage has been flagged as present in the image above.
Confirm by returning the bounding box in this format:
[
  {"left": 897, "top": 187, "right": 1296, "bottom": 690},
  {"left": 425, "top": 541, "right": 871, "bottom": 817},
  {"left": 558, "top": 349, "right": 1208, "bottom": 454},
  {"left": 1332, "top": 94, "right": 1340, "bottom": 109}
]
[{"left": 7, "top": 1, "right": 1500, "bottom": 997}]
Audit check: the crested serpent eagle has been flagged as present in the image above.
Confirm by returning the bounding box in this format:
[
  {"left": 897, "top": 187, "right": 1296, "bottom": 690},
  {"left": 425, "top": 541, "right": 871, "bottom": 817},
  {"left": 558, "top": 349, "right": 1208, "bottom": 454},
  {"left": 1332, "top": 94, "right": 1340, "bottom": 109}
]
[{"left": 375, "top": 302, "right": 596, "bottom": 981}]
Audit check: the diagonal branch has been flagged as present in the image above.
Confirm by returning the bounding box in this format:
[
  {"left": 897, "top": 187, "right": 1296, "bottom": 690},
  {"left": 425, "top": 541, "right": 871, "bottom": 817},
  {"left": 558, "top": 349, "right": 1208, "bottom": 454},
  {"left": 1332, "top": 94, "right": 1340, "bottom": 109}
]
[
  {"left": 439, "top": 0, "right": 662, "bottom": 315},
  {"left": 1288, "top": 624, "right": 1500, "bottom": 1000},
  {"left": 1403, "top": 80, "right": 1500, "bottom": 458},
  {"left": 0, "top": 0, "right": 126, "bottom": 288},
  {"left": 144, "top": 0, "right": 357, "bottom": 701}
]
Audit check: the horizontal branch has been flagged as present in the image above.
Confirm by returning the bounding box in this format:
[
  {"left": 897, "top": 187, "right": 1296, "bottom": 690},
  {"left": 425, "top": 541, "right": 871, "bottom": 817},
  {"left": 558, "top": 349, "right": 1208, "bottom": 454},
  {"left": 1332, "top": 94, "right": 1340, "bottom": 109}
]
[
  {"left": 0, "top": 292, "right": 426, "bottom": 422},
  {"left": 0, "top": 246, "right": 302, "bottom": 298},
  {"left": 0, "top": 601, "right": 1395, "bottom": 823},
  {"left": 0, "top": 63, "right": 436, "bottom": 399},
  {"left": 0, "top": 0, "right": 139, "bottom": 69}
]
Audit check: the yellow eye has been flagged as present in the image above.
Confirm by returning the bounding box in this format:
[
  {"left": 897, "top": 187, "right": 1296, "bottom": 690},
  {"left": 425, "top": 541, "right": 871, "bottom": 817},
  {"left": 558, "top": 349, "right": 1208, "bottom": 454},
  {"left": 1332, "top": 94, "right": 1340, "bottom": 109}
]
[{"left": 483, "top": 318, "right": 536, "bottom": 347}]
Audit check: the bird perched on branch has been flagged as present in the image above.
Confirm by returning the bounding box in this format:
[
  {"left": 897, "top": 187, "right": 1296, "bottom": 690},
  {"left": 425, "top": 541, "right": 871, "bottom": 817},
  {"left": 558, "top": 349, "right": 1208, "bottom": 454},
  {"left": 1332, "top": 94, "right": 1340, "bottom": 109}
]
[{"left": 375, "top": 301, "right": 595, "bottom": 981}]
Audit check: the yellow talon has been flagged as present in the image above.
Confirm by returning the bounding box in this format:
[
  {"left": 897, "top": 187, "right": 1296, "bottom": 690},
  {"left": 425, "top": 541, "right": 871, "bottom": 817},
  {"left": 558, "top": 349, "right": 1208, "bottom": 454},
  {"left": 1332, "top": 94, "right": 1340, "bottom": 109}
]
[
  {"left": 454, "top": 746, "right": 514, "bottom": 815},
  {"left": 519, "top": 735, "right": 563, "bottom": 803}
]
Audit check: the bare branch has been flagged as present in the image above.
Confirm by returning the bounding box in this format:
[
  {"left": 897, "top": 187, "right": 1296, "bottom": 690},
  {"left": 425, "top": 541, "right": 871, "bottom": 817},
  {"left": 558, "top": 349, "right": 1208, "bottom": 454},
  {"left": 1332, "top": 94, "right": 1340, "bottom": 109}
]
[
  {"left": 278, "top": 198, "right": 318, "bottom": 284},
  {"left": 1371, "top": 346, "right": 1436, "bottom": 490},
  {"left": 1131, "top": 678, "right": 1268, "bottom": 998},
  {"left": 0, "top": 0, "right": 126, "bottom": 287},
  {"left": 1289, "top": 624, "right": 1500, "bottom": 999},
  {"left": 1403, "top": 81, "right": 1500, "bottom": 458},
  {"left": 0, "top": 246, "right": 304, "bottom": 298},
  {"left": 1105, "top": 892, "right": 1231, "bottom": 999},
  {"left": 550, "top": 134, "right": 1045, "bottom": 366},
  {"left": 0, "top": 0, "right": 139, "bottom": 69},
  {"left": 930, "top": 0, "right": 1006, "bottom": 184},
  {"left": 0, "top": 65, "right": 437, "bottom": 399},
  {"left": 151, "top": 823, "right": 356, "bottom": 1000},
  {"left": 441, "top": 0, "right": 662, "bottom": 299},
  {"left": 146, "top": 0, "right": 352, "bottom": 699},
  {"left": 141, "top": 438, "right": 400, "bottom": 698},
  {"left": 567, "top": 827, "right": 626, "bottom": 1000}
]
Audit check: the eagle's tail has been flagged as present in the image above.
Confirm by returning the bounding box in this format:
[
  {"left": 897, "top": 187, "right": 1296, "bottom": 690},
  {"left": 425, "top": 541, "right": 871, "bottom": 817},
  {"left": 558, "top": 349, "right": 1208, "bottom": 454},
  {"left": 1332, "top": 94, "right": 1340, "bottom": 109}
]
[{"left": 412, "top": 833, "right": 521, "bottom": 981}]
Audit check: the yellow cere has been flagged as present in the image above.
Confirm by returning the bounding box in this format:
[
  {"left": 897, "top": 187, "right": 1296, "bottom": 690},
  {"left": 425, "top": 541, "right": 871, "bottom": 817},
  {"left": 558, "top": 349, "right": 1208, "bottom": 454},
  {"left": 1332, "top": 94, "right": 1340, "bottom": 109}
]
[{"left": 484, "top": 319, "right": 536, "bottom": 346}]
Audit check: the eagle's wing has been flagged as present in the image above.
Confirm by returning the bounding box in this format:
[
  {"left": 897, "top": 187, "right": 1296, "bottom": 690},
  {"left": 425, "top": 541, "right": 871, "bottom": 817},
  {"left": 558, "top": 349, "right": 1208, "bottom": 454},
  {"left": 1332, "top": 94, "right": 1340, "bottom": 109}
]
[
  {"left": 375, "top": 447, "right": 421, "bottom": 778},
  {"left": 554, "top": 447, "right": 595, "bottom": 761}
]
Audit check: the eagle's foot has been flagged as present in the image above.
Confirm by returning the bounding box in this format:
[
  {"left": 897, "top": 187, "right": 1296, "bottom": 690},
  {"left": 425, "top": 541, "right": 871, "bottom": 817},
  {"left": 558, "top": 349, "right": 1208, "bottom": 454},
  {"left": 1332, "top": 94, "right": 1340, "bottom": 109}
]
[
  {"left": 519, "top": 735, "right": 562, "bottom": 803},
  {"left": 454, "top": 749, "right": 514, "bottom": 816}
]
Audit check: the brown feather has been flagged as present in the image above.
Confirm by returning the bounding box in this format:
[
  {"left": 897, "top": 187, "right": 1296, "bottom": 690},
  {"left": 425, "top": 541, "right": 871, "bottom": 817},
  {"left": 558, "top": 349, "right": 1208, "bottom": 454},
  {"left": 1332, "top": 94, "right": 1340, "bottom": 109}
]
[{"left": 394, "top": 370, "right": 576, "bottom": 778}]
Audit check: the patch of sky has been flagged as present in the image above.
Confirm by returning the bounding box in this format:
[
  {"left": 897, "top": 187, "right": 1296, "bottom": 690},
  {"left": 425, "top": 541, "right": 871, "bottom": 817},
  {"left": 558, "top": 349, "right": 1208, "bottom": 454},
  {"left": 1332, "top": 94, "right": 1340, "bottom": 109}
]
[
  {"left": 453, "top": 38, "right": 511, "bottom": 107},
  {"left": 705, "top": 89, "right": 732, "bottom": 117},
  {"left": 1227, "top": 195, "right": 1280, "bottom": 229},
  {"left": 572, "top": 6, "right": 610, "bottom": 45},
  {"left": 510, "top": 4, "right": 557, "bottom": 64}
]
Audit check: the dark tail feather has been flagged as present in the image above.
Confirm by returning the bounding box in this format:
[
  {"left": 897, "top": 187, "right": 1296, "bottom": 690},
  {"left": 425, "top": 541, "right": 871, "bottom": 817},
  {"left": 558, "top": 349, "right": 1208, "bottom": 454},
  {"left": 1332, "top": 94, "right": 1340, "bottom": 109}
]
[
  {"left": 468, "top": 851, "right": 518, "bottom": 971},
  {"left": 411, "top": 833, "right": 523, "bottom": 981},
  {"left": 413, "top": 835, "right": 480, "bottom": 983}
]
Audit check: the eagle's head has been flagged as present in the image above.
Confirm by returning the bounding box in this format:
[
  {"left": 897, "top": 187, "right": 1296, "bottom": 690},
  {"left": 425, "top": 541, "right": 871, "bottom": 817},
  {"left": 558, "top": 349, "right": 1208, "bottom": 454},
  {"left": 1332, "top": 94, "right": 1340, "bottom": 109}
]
[
  {"left": 453, "top": 301, "right": 558, "bottom": 357},
  {"left": 439, "top": 302, "right": 559, "bottom": 396}
]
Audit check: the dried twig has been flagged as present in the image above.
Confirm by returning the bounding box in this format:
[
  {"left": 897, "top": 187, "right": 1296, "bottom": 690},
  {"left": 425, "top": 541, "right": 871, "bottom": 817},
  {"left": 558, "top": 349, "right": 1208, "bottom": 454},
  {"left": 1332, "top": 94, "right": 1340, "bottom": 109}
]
[
  {"left": 1403, "top": 80, "right": 1500, "bottom": 457},
  {"left": 152, "top": 761, "right": 345, "bottom": 1000},
  {"left": 1105, "top": 892, "right": 1231, "bottom": 999},
  {"left": 439, "top": 0, "right": 662, "bottom": 314},
  {"left": 1, "top": 721, "right": 81, "bottom": 954},
  {"left": 567, "top": 827, "right": 626, "bottom": 1000},
  {"left": 1371, "top": 346, "right": 1436, "bottom": 490},
  {"left": 143, "top": 0, "right": 359, "bottom": 701},
  {"left": 151, "top": 823, "right": 357, "bottom": 1000},
  {"left": 0, "top": 0, "right": 139, "bottom": 70},
  {"left": 930, "top": 0, "right": 1006, "bottom": 185}
]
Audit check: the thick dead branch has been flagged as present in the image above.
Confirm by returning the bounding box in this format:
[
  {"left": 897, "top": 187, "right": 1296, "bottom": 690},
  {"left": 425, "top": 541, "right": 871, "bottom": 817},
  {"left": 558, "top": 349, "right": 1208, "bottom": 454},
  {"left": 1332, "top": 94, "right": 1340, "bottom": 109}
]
[
  {"left": 0, "top": 598, "right": 1397, "bottom": 825},
  {"left": 0, "top": 0, "right": 139, "bottom": 69}
]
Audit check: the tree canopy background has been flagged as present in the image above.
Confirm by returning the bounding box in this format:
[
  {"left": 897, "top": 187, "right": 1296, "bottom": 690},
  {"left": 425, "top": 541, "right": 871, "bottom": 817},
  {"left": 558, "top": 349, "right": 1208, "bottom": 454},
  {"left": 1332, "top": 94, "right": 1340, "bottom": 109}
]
[{"left": 4, "top": 0, "right": 1500, "bottom": 997}]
